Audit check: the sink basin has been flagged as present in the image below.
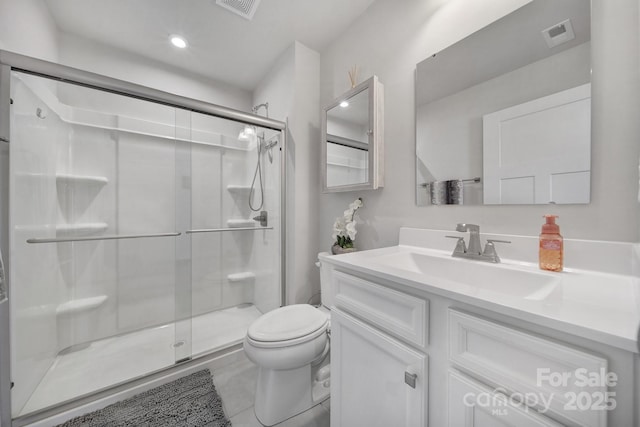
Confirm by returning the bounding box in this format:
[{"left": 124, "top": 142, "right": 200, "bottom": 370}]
[{"left": 372, "top": 251, "right": 560, "bottom": 301}]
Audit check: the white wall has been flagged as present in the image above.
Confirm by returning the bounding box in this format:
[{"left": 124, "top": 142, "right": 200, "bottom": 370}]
[
  {"left": 253, "top": 41, "right": 321, "bottom": 305},
  {"left": 319, "top": 0, "right": 640, "bottom": 264},
  {"left": 58, "top": 33, "right": 251, "bottom": 111},
  {"left": 0, "top": 0, "right": 58, "bottom": 62}
]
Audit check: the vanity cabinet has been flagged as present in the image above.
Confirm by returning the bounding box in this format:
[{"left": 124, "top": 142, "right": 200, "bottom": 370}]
[
  {"left": 331, "top": 308, "right": 427, "bottom": 427},
  {"left": 328, "top": 267, "right": 637, "bottom": 427},
  {"left": 330, "top": 270, "right": 429, "bottom": 426},
  {"left": 449, "top": 310, "right": 608, "bottom": 427}
]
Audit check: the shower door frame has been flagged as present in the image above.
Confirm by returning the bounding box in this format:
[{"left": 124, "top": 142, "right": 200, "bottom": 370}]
[{"left": 0, "top": 50, "right": 288, "bottom": 425}]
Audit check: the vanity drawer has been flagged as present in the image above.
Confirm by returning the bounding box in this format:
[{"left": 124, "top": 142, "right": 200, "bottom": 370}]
[
  {"left": 333, "top": 270, "right": 427, "bottom": 347},
  {"left": 449, "top": 309, "right": 608, "bottom": 427},
  {"left": 448, "top": 370, "right": 562, "bottom": 427}
]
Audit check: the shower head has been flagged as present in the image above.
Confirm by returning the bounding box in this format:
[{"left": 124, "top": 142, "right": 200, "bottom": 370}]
[
  {"left": 262, "top": 135, "right": 278, "bottom": 164},
  {"left": 262, "top": 137, "right": 278, "bottom": 150}
]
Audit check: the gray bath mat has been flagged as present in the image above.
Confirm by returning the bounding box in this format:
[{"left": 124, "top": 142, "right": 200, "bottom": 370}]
[{"left": 58, "top": 369, "right": 232, "bottom": 427}]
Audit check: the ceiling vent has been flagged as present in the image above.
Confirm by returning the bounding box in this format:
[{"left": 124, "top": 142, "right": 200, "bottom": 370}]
[
  {"left": 541, "top": 19, "right": 575, "bottom": 49},
  {"left": 216, "top": 0, "right": 262, "bottom": 20}
]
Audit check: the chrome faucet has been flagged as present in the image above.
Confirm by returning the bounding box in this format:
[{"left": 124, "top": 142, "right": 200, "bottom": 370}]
[
  {"left": 456, "top": 223, "right": 482, "bottom": 255},
  {"left": 446, "top": 223, "right": 510, "bottom": 263}
]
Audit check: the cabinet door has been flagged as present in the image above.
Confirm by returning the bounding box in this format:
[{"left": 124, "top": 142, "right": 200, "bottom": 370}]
[
  {"left": 331, "top": 308, "right": 427, "bottom": 427},
  {"left": 448, "top": 370, "right": 562, "bottom": 427}
]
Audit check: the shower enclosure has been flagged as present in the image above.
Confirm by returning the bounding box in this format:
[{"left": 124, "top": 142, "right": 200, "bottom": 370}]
[{"left": 0, "top": 51, "right": 286, "bottom": 423}]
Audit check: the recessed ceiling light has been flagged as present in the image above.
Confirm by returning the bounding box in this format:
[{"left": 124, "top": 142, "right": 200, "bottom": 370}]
[
  {"left": 339, "top": 101, "right": 349, "bottom": 108},
  {"left": 170, "top": 35, "right": 188, "bottom": 49}
]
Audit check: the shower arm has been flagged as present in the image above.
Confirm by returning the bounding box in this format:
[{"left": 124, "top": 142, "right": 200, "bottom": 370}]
[{"left": 252, "top": 102, "right": 269, "bottom": 118}]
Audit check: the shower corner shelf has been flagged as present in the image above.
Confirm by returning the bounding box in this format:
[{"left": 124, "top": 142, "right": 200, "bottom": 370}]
[
  {"left": 56, "top": 222, "right": 108, "bottom": 237},
  {"left": 56, "top": 174, "right": 109, "bottom": 186},
  {"left": 227, "top": 272, "right": 256, "bottom": 283},
  {"left": 226, "top": 185, "right": 252, "bottom": 194},
  {"left": 56, "top": 295, "right": 108, "bottom": 316},
  {"left": 227, "top": 219, "right": 255, "bottom": 228}
]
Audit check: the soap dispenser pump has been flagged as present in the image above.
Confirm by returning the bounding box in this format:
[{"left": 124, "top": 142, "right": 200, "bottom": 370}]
[{"left": 539, "top": 215, "right": 563, "bottom": 272}]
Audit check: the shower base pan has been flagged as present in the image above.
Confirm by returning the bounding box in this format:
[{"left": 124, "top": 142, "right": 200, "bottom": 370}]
[{"left": 18, "top": 304, "right": 261, "bottom": 416}]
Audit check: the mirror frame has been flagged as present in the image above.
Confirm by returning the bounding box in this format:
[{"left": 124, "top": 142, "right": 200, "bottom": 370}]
[{"left": 321, "top": 75, "right": 384, "bottom": 193}]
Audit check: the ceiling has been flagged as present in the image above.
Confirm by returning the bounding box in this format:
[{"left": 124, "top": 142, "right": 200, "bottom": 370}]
[{"left": 45, "top": 0, "right": 376, "bottom": 91}]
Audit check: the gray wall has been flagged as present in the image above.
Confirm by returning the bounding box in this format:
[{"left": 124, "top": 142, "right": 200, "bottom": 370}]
[{"left": 319, "top": 0, "right": 640, "bottom": 261}]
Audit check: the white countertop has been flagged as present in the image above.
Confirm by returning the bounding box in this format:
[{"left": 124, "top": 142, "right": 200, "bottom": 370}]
[{"left": 321, "top": 228, "right": 640, "bottom": 354}]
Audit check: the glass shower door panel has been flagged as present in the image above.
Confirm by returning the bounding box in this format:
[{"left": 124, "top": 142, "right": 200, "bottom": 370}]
[
  {"left": 188, "top": 112, "right": 282, "bottom": 357},
  {"left": 10, "top": 72, "right": 70, "bottom": 416},
  {"left": 173, "top": 108, "right": 192, "bottom": 362},
  {"left": 9, "top": 72, "right": 185, "bottom": 416}
]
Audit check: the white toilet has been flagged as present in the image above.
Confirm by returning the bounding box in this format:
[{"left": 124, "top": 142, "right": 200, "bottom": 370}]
[{"left": 243, "top": 253, "right": 333, "bottom": 426}]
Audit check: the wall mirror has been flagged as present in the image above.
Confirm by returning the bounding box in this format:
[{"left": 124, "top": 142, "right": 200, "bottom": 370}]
[
  {"left": 322, "top": 75, "right": 384, "bottom": 192},
  {"left": 415, "top": 0, "right": 591, "bottom": 205}
]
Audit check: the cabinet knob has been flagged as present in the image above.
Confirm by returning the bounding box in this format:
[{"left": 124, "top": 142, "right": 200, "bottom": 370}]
[{"left": 404, "top": 371, "right": 417, "bottom": 389}]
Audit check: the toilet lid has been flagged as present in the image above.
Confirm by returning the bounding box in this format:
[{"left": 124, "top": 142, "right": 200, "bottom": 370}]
[{"left": 248, "top": 304, "right": 328, "bottom": 342}]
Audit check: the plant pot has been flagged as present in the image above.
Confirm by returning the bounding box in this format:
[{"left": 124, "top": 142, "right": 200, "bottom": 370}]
[{"left": 332, "top": 244, "right": 357, "bottom": 255}]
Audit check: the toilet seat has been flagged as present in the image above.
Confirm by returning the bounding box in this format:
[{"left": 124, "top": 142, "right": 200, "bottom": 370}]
[{"left": 247, "top": 304, "right": 328, "bottom": 348}]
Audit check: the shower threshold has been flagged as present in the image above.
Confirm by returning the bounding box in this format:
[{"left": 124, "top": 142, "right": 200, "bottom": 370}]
[{"left": 17, "top": 303, "right": 262, "bottom": 417}]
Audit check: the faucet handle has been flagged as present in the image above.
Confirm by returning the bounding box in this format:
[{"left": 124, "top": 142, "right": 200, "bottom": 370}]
[
  {"left": 485, "top": 239, "right": 511, "bottom": 245},
  {"left": 482, "top": 239, "right": 511, "bottom": 262},
  {"left": 446, "top": 235, "right": 467, "bottom": 254}
]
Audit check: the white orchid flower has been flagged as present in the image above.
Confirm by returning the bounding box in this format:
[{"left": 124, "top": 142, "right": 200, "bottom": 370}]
[
  {"left": 349, "top": 199, "right": 363, "bottom": 210},
  {"left": 332, "top": 198, "right": 363, "bottom": 248},
  {"left": 346, "top": 221, "right": 357, "bottom": 240},
  {"left": 333, "top": 216, "right": 346, "bottom": 239}
]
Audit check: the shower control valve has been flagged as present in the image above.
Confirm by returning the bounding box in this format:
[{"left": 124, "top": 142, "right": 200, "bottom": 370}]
[{"left": 253, "top": 210, "right": 268, "bottom": 227}]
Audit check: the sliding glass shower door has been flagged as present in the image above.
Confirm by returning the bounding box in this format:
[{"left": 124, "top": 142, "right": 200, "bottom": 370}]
[
  {"left": 187, "top": 112, "right": 282, "bottom": 357},
  {"left": 6, "top": 70, "right": 282, "bottom": 418}
]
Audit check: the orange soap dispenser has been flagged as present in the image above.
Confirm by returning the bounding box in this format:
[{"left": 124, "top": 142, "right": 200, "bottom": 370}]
[{"left": 539, "top": 215, "right": 563, "bottom": 272}]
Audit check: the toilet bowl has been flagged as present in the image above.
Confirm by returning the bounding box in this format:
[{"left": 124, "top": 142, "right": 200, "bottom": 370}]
[{"left": 243, "top": 253, "right": 333, "bottom": 426}]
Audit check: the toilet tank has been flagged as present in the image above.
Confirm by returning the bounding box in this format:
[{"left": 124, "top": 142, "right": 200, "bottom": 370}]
[{"left": 317, "top": 252, "right": 335, "bottom": 308}]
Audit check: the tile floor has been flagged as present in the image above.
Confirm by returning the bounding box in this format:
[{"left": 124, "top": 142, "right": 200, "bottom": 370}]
[{"left": 209, "top": 354, "right": 330, "bottom": 427}]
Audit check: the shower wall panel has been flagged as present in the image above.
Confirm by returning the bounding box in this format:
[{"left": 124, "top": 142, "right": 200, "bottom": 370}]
[
  {"left": 252, "top": 130, "right": 282, "bottom": 313},
  {"left": 221, "top": 145, "right": 256, "bottom": 306},
  {"left": 116, "top": 133, "right": 177, "bottom": 331},
  {"left": 190, "top": 141, "right": 222, "bottom": 316},
  {"left": 56, "top": 123, "right": 117, "bottom": 351}
]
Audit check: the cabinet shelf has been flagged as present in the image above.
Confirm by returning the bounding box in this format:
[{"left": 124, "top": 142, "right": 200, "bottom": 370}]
[{"left": 327, "top": 162, "right": 367, "bottom": 170}]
